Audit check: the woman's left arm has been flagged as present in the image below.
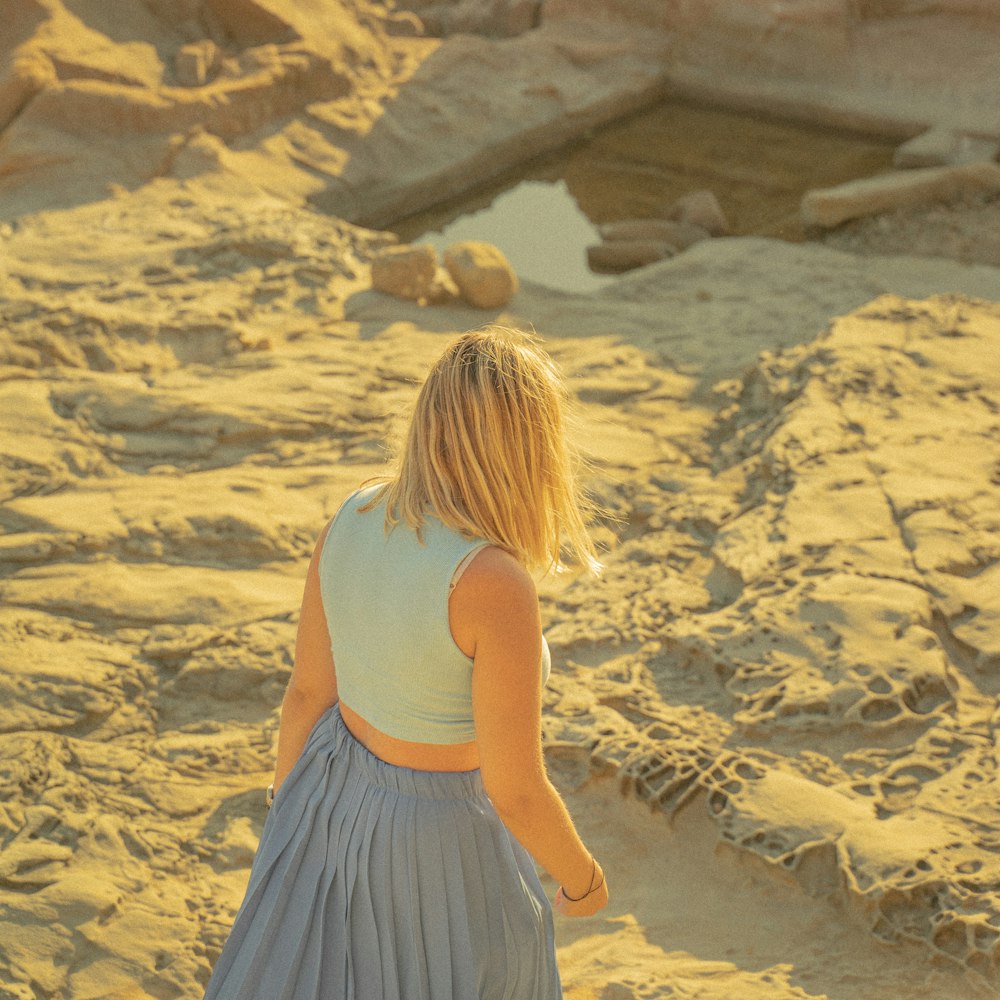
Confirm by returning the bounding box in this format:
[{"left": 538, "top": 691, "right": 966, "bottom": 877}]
[{"left": 272, "top": 520, "right": 339, "bottom": 792}]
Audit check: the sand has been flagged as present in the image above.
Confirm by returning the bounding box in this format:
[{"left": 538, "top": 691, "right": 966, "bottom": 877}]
[{"left": 3, "top": 3, "right": 1000, "bottom": 999}]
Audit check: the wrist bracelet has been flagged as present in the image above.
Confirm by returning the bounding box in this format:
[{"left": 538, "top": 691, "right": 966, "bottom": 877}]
[
  {"left": 265, "top": 783, "right": 274, "bottom": 810},
  {"left": 559, "top": 855, "right": 603, "bottom": 902}
]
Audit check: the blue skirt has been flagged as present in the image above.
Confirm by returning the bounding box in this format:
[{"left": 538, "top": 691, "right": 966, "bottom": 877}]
[{"left": 203, "top": 704, "right": 562, "bottom": 1000}]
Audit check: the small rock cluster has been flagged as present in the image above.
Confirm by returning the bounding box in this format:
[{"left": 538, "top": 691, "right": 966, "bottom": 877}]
[
  {"left": 370, "top": 239, "right": 518, "bottom": 308},
  {"left": 586, "top": 189, "right": 730, "bottom": 274},
  {"left": 801, "top": 127, "right": 1000, "bottom": 230}
]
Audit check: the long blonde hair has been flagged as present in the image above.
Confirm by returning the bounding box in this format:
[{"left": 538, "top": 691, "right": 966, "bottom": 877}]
[{"left": 360, "top": 326, "right": 599, "bottom": 574}]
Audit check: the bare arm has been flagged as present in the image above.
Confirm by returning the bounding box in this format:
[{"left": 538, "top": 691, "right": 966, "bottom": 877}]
[
  {"left": 273, "top": 520, "right": 339, "bottom": 792},
  {"left": 458, "top": 547, "right": 608, "bottom": 917}
]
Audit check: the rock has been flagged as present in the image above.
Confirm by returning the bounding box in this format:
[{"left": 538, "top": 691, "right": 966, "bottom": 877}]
[
  {"left": 174, "top": 40, "right": 222, "bottom": 87},
  {"left": 587, "top": 240, "right": 673, "bottom": 273},
  {"left": 167, "top": 128, "right": 230, "bottom": 179},
  {"left": 370, "top": 244, "right": 439, "bottom": 302},
  {"left": 893, "top": 126, "right": 1000, "bottom": 169},
  {"left": 0, "top": 51, "right": 55, "bottom": 133},
  {"left": 665, "top": 190, "right": 730, "bottom": 236},
  {"left": 424, "top": 266, "right": 461, "bottom": 305},
  {"left": 598, "top": 218, "right": 710, "bottom": 250},
  {"left": 443, "top": 241, "right": 518, "bottom": 308},
  {"left": 801, "top": 162, "right": 1000, "bottom": 229}
]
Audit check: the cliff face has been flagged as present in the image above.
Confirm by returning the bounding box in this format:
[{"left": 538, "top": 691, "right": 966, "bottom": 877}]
[
  {"left": 0, "top": 0, "right": 671, "bottom": 223},
  {"left": 6, "top": 1, "right": 998, "bottom": 226}
]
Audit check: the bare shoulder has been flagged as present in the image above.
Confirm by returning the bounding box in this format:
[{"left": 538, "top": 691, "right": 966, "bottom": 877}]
[
  {"left": 459, "top": 546, "right": 536, "bottom": 604},
  {"left": 450, "top": 546, "right": 539, "bottom": 657}
]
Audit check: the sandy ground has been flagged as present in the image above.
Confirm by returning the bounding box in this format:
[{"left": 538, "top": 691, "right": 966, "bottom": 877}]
[
  {"left": 3, "top": 3, "right": 1000, "bottom": 1000},
  {"left": 3, "top": 175, "right": 999, "bottom": 1000}
]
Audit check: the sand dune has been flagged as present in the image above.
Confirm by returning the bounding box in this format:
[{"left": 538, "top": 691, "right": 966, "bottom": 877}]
[{"left": 3, "top": 2, "right": 1000, "bottom": 999}]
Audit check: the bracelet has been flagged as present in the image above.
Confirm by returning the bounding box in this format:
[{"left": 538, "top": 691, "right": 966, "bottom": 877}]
[
  {"left": 559, "top": 855, "right": 603, "bottom": 902},
  {"left": 265, "top": 783, "right": 274, "bottom": 810}
]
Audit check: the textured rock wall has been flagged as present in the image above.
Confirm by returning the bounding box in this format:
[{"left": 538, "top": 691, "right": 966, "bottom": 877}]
[{"left": 540, "top": 292, "right": 1000, "bottom": 978}]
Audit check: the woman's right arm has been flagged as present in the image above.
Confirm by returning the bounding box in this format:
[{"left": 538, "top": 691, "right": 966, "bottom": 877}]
[
  {"left": 460, "top": 548, "right": 609, "bottom": 917},
  {"left": 273, "top": 520, "right": 339, "bottom": 793}
]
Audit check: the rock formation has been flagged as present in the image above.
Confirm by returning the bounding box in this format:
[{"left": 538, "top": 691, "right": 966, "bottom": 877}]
[
  {"left": 587, "top": 240, "right": 674, "bottom": 274},
  {"left": 443, "top": 240, "right": 519, "bottom": 308},
  {"left": 370, "top": 242, "right": 437, "bottom": 302},
  {"left": 893, "top": 126, "right": 1000, "bottom": 169},
  {"left": 598, "top": 219, "right": 711, "bottom": 250},
  {"left": 587, "top": 191, "right": 727, "bottom": 275},
  {"left": 3, "top": 179, "right": 1000, "bottom": 995},
  {"left": 801, "top": 162, "right": 1000, "bottom": 228}
]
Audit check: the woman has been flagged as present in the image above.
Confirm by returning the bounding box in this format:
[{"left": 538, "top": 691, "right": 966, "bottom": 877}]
[{"left": 203, "top": 326, "right": 609, "bottom": 1000}]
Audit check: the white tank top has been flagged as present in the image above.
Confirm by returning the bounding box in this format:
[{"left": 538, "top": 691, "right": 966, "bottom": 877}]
[{"left": 318, "top": 485, "right": 551, "bottom": 744}]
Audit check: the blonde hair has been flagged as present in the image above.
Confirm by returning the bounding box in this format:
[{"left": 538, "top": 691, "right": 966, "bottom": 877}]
[{"left": 360, "top": 326, "right": 599, "bottom": 574}]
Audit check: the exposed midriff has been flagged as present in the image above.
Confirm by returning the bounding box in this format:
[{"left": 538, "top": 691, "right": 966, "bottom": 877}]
[{"left": 339, "top": 701, "right": 481, "bottom": 772}]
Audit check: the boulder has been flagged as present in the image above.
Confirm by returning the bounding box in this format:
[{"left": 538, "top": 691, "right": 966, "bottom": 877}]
[
  {"left": 370, "top": 244, "right": 438, "bottom": 301},
  {"left": 893, "top": 126, "right": 1000, "bottom": 169},
  {"left": 587, "top": 240, "right": 673, "bottom": 273},
  {"left": 443, "top": 241, "right": 518, "bottom": 308},
  {"left": 665, "top": 190, "right": 730, "bottom": 236},
  {"left": 801, "top": 162, "right": 1000, "bottom": 229},
  {"left": 598, "top": 218, "right": 711, "bottom": 250}
]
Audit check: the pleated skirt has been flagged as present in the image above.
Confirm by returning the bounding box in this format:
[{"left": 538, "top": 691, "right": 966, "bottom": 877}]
[{"left": 203, "top": 704, "right": 562, "bottom": 1000}]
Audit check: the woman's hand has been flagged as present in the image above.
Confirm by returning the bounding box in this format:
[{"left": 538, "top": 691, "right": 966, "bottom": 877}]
[{"left": 554, "top": 864, "right": 609, "bottom": 918}]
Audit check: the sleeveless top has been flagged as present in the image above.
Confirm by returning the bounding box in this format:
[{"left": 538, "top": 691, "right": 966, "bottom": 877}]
[{"left": 318, "top": 485, "right": 552, "bottom": 744}]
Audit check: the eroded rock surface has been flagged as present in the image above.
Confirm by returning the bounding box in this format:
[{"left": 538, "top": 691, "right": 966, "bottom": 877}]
[
  {"left": 2, "top": 179, "right": 1000, "bottom": 997},
  {"left": 540, "top": 292, "right": 1000, "bottom": 983}
]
